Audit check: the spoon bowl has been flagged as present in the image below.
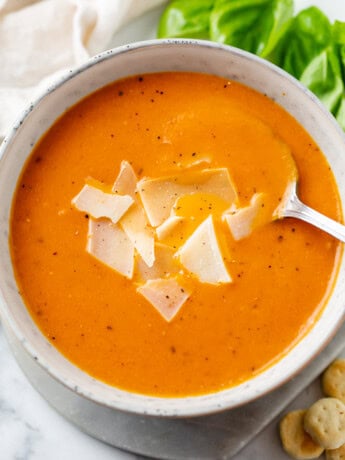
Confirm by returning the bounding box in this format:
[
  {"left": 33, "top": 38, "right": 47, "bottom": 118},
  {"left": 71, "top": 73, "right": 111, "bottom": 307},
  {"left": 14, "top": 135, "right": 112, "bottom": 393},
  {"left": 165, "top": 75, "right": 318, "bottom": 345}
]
[{"left": 274, "top": 164, "right": 345, "bottom": 243}]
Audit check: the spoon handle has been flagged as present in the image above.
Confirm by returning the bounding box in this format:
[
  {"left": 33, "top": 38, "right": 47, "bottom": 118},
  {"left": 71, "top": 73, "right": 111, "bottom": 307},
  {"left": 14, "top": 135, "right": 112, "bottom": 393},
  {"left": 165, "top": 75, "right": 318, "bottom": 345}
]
[{"left": 283, "top": 193, "right": 345, "bottom": 243}]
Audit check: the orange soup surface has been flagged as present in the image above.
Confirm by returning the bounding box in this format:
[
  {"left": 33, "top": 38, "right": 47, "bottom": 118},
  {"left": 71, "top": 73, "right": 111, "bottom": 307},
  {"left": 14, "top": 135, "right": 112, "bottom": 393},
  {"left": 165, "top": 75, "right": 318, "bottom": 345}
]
[{"left": 10, "top": 72, "right": 342, "bottom": 397}]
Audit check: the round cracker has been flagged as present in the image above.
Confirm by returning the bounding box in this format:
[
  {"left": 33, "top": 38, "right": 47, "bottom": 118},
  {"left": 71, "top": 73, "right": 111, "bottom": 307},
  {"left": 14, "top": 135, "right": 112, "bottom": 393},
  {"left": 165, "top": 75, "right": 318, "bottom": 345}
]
[
  {"left": 304, "top": 398, "right": 345, "bottom": 449},
  {"left": 280, "top": 409, "right": 324, "bottom": 459},
  {"left": 326, "top": 443, "right": 345, "bottom": 460},
  {"left": 323, "top": 360, "right": 345, "bottom": 403}
]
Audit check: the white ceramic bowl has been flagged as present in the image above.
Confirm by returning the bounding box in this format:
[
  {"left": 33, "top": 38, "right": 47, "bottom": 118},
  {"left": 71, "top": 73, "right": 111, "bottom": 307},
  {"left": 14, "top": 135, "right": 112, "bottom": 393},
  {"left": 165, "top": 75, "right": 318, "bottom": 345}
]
[{"left": 1, "top": 39, "right": 345, "bottom": 455}]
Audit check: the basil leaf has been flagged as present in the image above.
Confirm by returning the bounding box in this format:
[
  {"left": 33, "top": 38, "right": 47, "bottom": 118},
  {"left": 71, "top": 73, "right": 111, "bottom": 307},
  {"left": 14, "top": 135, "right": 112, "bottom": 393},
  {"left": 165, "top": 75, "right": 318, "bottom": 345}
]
[
  {"left": 157, "top": 0, "right": 215, "bottom": 39},
  {"left": 335, "top": 96, "right": 345, "bottom": 131},
  {"left": 300, "top": 46, "right": 344, "bottom": 115},
  {"left": 332, "top": 22, "right": 345, "bottom": 129},
  {"left": 271, "top": 7, "right": 332, "bottom": 79},
  {"left": 210, "top": 0, "right": 293, "bottom": 58},
  {"left": 333, "top": 20, "right": 345, "bottom": 45}
]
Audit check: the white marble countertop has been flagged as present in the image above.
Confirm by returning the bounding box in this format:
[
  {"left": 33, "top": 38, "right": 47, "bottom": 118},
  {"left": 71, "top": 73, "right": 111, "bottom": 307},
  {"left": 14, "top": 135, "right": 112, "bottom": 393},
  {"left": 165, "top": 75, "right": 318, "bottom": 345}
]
[{"left": 2, "top": 1, "right": 345, "bottom": 459}]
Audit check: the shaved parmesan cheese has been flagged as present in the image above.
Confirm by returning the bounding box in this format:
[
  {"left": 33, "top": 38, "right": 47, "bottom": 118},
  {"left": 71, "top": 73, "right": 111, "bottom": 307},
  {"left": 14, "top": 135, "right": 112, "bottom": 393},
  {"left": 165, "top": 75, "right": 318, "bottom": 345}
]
[
  {"left": 121, "top": 204, "right": 155, "bottom": 267},
  {"left": 138, "top": 168, "right": 237, "bottom": 227},
  {"left": 87, "top": 218, "right": 134, "bottom": 278},
  {"left": 72, "top": 184, "right": 133, "bottom": 223},
  {"left": 223, "top": 193, "right": 268, "bottom": 241},
  {"left": 137, "top": 278, "right": 191, "bottom": 321},
  {"left": 156, "top": 215, "right": 185, "bottom": 241},
  {"left": 112, "top": 161, "right": 137, "bottom": 197},
  {"left": 112, "top": 161, "right": 155, "bottom": 266},
  {"left": 136, "top": 243, "right": 179, "bottom": 281},
  {"left": 176, "top": 215, "right": 232, "bottom": 284}
]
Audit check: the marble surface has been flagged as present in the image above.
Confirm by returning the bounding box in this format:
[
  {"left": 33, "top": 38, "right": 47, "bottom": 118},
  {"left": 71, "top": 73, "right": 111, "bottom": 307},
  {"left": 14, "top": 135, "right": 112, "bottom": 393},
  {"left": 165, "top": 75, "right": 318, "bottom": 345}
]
[{"left": 2, "top": 1, "right": 345, "bottom": 459}]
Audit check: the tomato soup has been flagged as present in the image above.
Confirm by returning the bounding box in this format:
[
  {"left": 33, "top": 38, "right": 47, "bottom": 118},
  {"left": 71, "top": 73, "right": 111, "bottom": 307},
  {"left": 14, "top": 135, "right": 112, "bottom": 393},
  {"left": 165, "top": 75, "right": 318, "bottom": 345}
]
[{"left": 10, "top": 72, "right": 342, "bottom": 397}]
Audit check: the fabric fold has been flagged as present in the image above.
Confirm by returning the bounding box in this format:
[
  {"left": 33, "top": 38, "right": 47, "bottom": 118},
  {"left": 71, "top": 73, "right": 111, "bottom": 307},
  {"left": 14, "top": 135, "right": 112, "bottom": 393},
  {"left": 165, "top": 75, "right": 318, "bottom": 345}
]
[{"left": 0, "top": 0, "right": 166, "bottom": 139}]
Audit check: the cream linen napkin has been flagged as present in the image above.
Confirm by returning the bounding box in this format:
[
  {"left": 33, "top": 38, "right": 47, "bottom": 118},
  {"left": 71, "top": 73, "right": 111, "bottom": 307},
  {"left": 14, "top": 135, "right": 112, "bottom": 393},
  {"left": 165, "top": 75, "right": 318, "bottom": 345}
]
[{"left": 0, "top": 0, "right": 166, "bottom": 140}]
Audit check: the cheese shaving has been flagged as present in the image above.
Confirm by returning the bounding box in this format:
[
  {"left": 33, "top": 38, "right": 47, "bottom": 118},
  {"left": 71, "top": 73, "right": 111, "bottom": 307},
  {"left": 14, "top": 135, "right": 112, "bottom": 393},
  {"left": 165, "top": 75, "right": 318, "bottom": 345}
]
[
  {"left": 113, "top": 161, "right": 155, "bottom": 266},
  {"left": 87, "top": 218, "right": 134, "bottom": 278},
  {"left": 72, "top": 184, "right": 133, "bottom": 223},
  {"left": 136, "top": 243, "right": 179, "bottom": 281},
  {"left": 121, "top": 204, "right": 155, "bottom": 267},
  {"left": 223, "top": 192, "right": 268, "bottom": 240},
  {"left": 112, "top": 160, "right": 137, "bottom": 197},
  {"left": 137, "top": 278, "right": 191, "bottom": 321},
  {"left": 156, "top": 215, "right": 185, "bottom": 241},
  {"left": 176, "top": 215, "right": 232, "bottom": 284}
]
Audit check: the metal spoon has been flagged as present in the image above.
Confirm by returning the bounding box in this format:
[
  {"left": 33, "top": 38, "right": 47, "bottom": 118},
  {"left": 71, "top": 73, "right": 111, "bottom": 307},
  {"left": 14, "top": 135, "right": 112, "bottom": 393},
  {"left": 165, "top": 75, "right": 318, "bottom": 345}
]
[{"left": 274, "top": 180, "right": 345, "bottom": 243}]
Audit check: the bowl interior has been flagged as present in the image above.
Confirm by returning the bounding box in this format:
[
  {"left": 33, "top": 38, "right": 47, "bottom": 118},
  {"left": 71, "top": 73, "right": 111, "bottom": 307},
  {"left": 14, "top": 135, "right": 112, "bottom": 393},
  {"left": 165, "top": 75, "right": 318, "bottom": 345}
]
[{"left": 1, "top": 40, "right": 345, "bottom": 417}]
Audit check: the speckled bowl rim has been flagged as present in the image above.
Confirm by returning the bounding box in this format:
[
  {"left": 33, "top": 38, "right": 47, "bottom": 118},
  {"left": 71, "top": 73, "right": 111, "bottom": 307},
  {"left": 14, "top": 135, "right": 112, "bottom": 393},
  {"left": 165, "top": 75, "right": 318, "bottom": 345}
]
[{"left": 1, "top": 39, "right": 345, "bottom": 418}]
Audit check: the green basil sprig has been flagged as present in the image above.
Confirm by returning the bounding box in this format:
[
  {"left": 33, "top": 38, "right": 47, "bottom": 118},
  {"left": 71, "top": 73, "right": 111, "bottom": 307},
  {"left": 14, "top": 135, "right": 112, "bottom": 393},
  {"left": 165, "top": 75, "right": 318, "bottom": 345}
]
[
  {"left": 157, "top": 0, "right": 215, "bottom": 39},
  {"left": 270, "top": 7, "right": 332, "bottom": 78}
]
